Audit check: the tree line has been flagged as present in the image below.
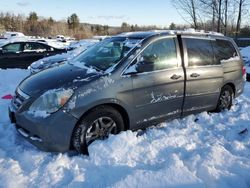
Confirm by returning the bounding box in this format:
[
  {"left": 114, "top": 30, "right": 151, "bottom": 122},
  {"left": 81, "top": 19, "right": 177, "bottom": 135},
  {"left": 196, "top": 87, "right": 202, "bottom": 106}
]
[
  {"left": 0, "top": 12, "right": 163, "bottom": 39},
  {"left": 0, "top": 8, "right": 249, "bottom": 40}
]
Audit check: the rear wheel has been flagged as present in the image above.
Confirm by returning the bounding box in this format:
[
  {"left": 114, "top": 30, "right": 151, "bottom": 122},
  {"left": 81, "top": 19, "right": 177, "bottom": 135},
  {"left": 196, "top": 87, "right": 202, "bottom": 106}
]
[
  {"left": 215, "top": 85, "right": 234, "bottom": 112},
  {"left": 72, "top": 106, "right": 124, "bottom": 154}
]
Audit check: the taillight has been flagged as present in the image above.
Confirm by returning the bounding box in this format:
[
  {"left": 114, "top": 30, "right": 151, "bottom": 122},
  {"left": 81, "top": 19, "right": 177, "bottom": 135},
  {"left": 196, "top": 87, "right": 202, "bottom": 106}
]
[{"left": 242, "top": 66, "right": 246, "bottom": 75}]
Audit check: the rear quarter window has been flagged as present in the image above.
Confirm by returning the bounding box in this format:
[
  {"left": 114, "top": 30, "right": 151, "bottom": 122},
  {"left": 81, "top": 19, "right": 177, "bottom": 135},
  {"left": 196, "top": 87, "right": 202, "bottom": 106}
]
[{"left": 213, "top": 39, "right": 238, "bottom": 62}]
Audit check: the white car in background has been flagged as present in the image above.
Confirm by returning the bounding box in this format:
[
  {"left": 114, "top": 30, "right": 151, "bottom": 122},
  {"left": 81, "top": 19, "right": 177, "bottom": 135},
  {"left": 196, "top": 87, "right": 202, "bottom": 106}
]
[
  {"left": 2, "top": 31, "right": 25, "bottom": 39},
  {"left": 29, "top": 39, "right": 99, "bottom": 73}
]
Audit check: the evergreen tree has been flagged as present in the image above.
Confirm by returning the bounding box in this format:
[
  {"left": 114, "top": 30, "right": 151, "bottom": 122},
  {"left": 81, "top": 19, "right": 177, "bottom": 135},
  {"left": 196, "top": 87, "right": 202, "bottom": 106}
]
[{"left": 67, "top": 13, "right": 80, "bottom": 30}]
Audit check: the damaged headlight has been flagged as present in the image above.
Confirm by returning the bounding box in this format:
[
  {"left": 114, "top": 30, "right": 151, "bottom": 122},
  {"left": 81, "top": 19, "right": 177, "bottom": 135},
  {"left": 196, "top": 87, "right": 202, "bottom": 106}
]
[{"left": 29, "top": 88, "right": 74, "bottom": 114}]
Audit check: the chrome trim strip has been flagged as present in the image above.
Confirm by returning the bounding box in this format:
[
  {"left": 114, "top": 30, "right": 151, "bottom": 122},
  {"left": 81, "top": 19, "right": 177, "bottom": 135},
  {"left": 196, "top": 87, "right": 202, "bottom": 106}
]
[
  {"left": 15, "top": 97, "right": 22, "bottom": 105},
  {"left": 17, "top": 88, "right": 30, "bottom": 100},
  {"left": 30, "top": 136, "right": 42, "bottom": 142},
  {"left": 17, "top": 128, "right": 29, "bottom": 138}
]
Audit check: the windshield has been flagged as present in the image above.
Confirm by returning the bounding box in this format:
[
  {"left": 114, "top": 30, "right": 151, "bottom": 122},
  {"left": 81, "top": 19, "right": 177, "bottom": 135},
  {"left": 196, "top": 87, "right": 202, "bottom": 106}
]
[{"left": 70, "top": 37, "right": 141, "bottom": 71}]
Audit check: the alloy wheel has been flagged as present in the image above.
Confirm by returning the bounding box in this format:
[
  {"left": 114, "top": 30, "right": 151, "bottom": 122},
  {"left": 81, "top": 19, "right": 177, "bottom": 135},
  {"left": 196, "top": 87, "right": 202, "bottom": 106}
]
[{"left": 81, "top": 117, "right": 117, "bottom": 145}]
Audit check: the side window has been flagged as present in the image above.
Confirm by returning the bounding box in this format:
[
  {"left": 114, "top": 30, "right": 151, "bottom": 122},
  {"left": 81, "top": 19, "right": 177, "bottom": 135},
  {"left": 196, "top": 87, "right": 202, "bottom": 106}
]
[
  {"left": 185, "top": 38, "right": 216, "bottom": 66},
  {"left": 23, "top": 43, "right": 47, "bottom": 52},
  {"left": 2, "top": 43, "right": 21, "bottom": 53},
  {"left": 128, "top": 38, "right": 178, "bottom": 73},
  {"left": 213, "top": 39, "right": 238, "bottom": 62}
]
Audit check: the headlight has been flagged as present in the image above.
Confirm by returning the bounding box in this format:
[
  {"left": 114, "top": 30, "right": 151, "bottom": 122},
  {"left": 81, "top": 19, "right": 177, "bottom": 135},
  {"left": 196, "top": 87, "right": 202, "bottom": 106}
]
[{"left": 29, "top": 88, "right": 74, "bottom": 114}]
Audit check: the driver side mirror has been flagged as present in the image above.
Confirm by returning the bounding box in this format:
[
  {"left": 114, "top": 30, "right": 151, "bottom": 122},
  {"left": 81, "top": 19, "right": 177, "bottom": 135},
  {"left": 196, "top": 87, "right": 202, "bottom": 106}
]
[
  {"left": 124, "top": 55, "right": 156, "bottom": 75},
  {"left": 135, "top": 55, "right": 156, "bottom": 73},
  {"left": 0, "top": 48, "right": 3, "bottom": 54}
]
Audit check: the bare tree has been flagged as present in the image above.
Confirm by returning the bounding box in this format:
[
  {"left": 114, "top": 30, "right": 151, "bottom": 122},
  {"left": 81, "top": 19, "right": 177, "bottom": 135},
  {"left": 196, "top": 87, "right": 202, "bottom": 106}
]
[
  {"left": 172, "top": 0, "right": 199, "bottom": 29},
  {"left": 217, "top": 0, "right": 223, "bottom": 32},
  {"left": 224, "top": 0, "right": 228, "bottom": 35},
  {"left": 235, "top": 0, "right": 247, "bottom": 38}
]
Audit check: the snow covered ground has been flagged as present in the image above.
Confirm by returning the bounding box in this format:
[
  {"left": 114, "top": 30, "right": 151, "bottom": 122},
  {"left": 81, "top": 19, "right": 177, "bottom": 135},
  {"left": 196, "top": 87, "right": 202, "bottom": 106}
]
[
  {"left": 0, "top": 69, "right": 250, "bottom": 188},
  {"left": 241, "top": 46, "right": 250, "bottom": 73}
]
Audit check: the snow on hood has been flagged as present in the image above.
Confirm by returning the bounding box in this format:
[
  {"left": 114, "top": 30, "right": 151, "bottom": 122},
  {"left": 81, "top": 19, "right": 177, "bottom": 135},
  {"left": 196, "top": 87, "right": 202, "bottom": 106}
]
[{"left": 20, "top": 63, "right": 100, "bottom": 96}]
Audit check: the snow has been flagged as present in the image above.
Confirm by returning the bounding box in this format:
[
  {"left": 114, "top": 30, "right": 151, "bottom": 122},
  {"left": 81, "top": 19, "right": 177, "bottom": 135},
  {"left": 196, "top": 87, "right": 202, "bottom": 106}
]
[
  {"left": 70, "top": 61, "right": 97, "bottom": 74},
  {"left": 0, "top": 69, "right": 250, "bottom": 187},
  {"left": 220, "top": 56, "right": 241, "bottom": 63},
  {"left": 27, "top": 110, "right": 50, "bottom": 118},
  {"left": 240, "top": 46, "right": 250, "bottom": 59},
  {"left": 241, "top": 46, "right": 250, "bottom": 73}
]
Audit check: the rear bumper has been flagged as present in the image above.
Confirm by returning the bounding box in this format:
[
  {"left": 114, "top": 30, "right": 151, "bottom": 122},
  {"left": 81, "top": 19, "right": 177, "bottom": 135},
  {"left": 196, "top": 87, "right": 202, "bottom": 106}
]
[{"left": 9, "top": 106, "right": 78, "bottom": 152}]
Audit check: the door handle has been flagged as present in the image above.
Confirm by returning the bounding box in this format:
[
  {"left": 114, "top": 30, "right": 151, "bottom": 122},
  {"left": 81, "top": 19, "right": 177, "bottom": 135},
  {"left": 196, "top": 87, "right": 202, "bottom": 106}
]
[
  {"left": 170, "top": 74, "right": 182, "bottom": 80},
  {"left": 190, "top": 73, "right": 200, "bottom": 78}
]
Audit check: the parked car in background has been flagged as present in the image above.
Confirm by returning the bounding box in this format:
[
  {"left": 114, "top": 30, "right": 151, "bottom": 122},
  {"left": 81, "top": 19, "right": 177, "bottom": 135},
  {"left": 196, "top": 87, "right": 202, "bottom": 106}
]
[
  {"left": 0, "top": 41, "right": 66, "bottom": 69},
  {"left": 29, "top": 39, "right": 99, "bottom": 73},
  {"left": 1, "top": 31, "right": 25, "bottom": 39},
  {"left": 234, "top": 38, "right": 250, "bottom": 49},
  {"left": 9, "top": 30, "right": 245, "bottom": 154}
]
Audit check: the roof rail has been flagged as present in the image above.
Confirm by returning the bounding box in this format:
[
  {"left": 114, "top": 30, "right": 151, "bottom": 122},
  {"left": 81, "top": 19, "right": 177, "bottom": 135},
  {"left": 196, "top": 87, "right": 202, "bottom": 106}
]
[
  {"left": 178, "top": 28, "right": 224, "bottom": 36},
  {"left": 149, "top": 28, "right": 224, "bottom": 37}
]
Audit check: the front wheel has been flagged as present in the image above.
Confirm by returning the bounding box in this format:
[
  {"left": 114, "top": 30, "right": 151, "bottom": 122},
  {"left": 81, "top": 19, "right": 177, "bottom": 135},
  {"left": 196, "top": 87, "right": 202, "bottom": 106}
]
[
  {"left": 215, "top": 85, "right": 234, "bottom": 112},
  {"left": 72, "top": 106, "right": 124, "bottom": 154}
]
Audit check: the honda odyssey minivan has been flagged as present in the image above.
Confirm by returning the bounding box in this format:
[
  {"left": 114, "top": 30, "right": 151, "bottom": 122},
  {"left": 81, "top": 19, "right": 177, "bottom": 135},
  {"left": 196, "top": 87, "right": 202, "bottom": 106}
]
[{"left": 9, "top": 30, "right": 245, "bottom": 154}]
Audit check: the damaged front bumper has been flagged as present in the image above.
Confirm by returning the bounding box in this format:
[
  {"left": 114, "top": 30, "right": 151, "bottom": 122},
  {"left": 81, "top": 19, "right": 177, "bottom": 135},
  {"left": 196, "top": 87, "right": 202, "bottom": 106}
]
[{"left": 9, "top": 100, "right": 78, "bottom": 152}]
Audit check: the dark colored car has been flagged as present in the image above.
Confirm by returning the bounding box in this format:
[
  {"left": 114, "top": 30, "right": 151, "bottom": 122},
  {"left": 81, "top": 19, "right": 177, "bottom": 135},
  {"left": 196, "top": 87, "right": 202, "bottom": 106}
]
[
  {"left": 9, "top": 30, "right": 245, "bottom": 154},
  {"left": 0, "top": 41, "right": 66, "bottom": 69}
]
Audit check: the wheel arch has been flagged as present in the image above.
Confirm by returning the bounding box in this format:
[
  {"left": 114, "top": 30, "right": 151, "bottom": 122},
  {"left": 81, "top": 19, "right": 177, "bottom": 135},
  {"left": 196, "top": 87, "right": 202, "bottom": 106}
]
[
  {"left": 223, "top": 82, "right": 236, "bottom": 97},
  {"left": 69, "top": 102, "right": 130, "bottom": 149}
]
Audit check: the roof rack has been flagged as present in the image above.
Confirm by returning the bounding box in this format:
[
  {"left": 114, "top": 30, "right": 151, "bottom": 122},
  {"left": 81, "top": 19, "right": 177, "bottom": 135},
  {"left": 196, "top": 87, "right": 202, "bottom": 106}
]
[
  {"left": 120, "top": 29, "right": 224, "bottom": 38},
  {"left": 152, "top": 28, "right": 224, "bottom": 36},
  {"left": 176, "top": 28, "right": 224, "bottom": 37}
]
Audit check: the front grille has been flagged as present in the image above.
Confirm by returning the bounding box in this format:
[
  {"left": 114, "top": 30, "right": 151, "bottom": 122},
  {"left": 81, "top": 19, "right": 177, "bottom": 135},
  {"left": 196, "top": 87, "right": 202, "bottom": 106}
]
[{"left": 12, "top": 88, "right": 30, "bottom": 110}]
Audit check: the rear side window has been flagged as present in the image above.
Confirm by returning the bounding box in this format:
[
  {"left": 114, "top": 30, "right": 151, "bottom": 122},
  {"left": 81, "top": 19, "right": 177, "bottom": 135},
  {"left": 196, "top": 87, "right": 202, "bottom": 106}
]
[
  {"left": 213, "top": 39, "right": 238, "bottom": 62},
  {"left": 185, "top": 38, "right": 216, "bottom": 66},
  {"left": 23, "top": 43, "right": 48, "bottom": 52}
]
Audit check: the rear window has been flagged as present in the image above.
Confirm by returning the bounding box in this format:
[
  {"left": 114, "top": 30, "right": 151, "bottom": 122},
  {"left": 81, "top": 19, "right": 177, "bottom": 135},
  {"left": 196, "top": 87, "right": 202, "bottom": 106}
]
[
  {"left": 213, "top": 39, "right": 238, "bottom": 62},
  {"left": 185, "top": 38, "right": 216, "bottom": 66}
]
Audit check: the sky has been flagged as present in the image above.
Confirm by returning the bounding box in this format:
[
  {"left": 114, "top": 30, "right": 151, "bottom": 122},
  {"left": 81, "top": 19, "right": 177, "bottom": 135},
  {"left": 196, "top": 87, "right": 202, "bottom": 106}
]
[{"left": 0, "top": 0, "right": 183, "bottom": 27}]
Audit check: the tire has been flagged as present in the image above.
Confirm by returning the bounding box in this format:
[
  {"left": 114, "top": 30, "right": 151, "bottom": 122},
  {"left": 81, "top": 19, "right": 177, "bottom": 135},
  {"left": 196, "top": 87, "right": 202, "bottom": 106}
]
[
  {"left": 247, "top": 73, "right": 250, "bottom": 82},
  {"left": 72, "top": 105, "right": 124, "bottom": 154},
  {"left": 215, "top": 85, "right": 234, "bottom": 112}
]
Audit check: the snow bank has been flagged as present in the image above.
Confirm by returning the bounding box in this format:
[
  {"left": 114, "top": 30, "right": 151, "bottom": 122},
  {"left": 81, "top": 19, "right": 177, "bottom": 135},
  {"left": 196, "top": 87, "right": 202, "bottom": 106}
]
[
  {"left": 241, "top": 46, "right": 250, "bottom": 73},
  {"left": 0, "top": 69, "right": 250, "bottom": 188},
  {"left": 240, "top": 46, "right": 250, "bottom": 60}
]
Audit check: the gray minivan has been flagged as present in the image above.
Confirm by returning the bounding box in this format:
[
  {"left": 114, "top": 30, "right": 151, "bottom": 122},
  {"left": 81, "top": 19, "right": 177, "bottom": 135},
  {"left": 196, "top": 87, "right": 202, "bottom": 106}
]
[{"left": 9, "top": 30, "right": 246, "bottom": 154}]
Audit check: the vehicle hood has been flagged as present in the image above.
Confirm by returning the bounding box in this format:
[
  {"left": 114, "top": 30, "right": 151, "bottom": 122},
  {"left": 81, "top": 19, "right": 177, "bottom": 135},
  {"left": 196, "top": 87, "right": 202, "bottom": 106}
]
[{"left": 19, "top": 63, "right": 101, "bottom": 96}]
